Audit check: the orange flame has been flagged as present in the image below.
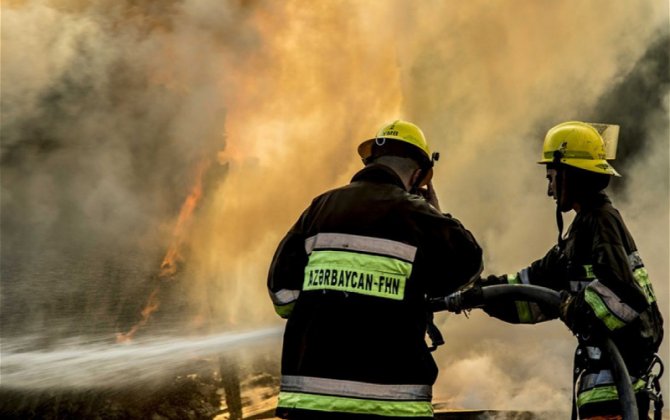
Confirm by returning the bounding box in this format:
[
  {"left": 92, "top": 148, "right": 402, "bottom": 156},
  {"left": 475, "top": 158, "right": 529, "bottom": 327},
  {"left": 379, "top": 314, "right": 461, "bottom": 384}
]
[
  {"left": 116, "top": 288, "right": 160, "bottom": 343},
  {"left": 116, "top": 159, "right": 211, "bottom": 343},
  {"left": 159, "top": 161, "right": 208, "bottom": 278}
]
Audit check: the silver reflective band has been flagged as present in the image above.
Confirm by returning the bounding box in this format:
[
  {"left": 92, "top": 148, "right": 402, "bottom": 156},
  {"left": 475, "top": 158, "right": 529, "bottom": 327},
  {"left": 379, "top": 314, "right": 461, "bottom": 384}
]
[
  {"left": 628, "top": 251, "right": 643, "bottom": 270},
  {"left": 588, "top": 280, "right": 639, "bottom": 322},
  {"left": 586, "top": 346, "right": 602, "bottom": 360},
  {"left": 519, "top": 268, "right": 531, "bottom": 285},
  {"left": 305, "top": 233, "right": 417, "bottom": 262},
  {"left": 270, "top": 289, "right": 300, "bottom": 305},
  {"left": 280, "top": 375, "right": 432, "bottom": 401},
  {"left": 580, "top": 369, "right": 615, "bottom": 390},
  {"left": 580, "top": 369, "right": 639, "bottom": 391},
  {"left": 570, "top": 281, "right": 592, "bottom": 292}
]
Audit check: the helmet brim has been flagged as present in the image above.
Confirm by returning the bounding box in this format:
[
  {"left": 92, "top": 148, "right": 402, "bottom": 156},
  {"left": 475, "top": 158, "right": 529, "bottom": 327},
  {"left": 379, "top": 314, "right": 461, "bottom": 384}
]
[
  {"left": 538, "top": 158, "right": 621, "bottom": 177},
  {"left": 358, "top": 139, "right": 375, "bottom": 160}
]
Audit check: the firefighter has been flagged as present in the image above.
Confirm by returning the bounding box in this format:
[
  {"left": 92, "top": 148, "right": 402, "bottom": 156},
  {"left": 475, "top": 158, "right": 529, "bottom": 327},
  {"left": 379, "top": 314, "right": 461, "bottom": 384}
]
[
  {"left": 267, "top": 120, "right": 483, "bottom": 419},
  {"left": 471, "top": 121, "right": 664, "bottom": 419}
]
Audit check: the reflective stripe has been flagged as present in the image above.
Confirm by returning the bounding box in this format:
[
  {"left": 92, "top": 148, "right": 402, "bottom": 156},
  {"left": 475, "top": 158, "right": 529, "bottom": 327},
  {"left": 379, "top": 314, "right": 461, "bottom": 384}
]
[
  {"left": 270, "top": 289, "right": 300, "bottom": 318},
  {"left": 507, "top": 274, "right": 532, "bottom": 323},
  {"left": 579, "top": 369, "right": 616, "bottom": 391},
  {"left": 277, "top": 392, "right": 433, "bottom": 417},
  {"left": 305, "top": 233, "right": 417, "bottom": 262},
  {"left": 518, "top": 269, "right": 547, "bottom": 322},
  {"left": 304, "top": 250, "right": 410, "bottom": 300},
  {"left": 518, "top": 268, "right": 531, "bottom": 285},
  {"left": 577, "top": 378, "right": 646, "bottom": 407},
  {"left": 586, "top": 346, "right": 602, "bottom": 360},
  {"left": 270, "top": 288, "right": 300, "bottom": 305},
  {"left": 281, "top": 376, "right": 432, "bottom": 401},
  {"left": 570, "top": 280, "right": 592, "bottom": 292},
  {"left": 633, "top": 267, "right": 656, "bottom": 304},
  {"left": 579, "top": 369, "right": 640, "bottom": 391},
  {"left": 585, "top": 280, "right": 639, "bottom": 330},
  {"left": 627, "top": 251, "right": 656, "bottom": 304},
  {"left": 627, "top": 251, "right": 643, "bottom": 270},
  {"left": 274, "top": 302, "right": 295, "bottom": 318},
  {"left": 506, "top": 273, "right": 544, "bottom": 323},
  {"left": 506, "top": 272, "right": 524, "bottom": 287},
  {"left": 582, "top": 264, "right": 596, "bottom": 279}
]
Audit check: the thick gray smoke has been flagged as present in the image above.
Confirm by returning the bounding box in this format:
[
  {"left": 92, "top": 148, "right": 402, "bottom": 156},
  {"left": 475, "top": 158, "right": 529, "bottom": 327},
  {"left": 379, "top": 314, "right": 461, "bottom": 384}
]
[
  {"left": 1, "top": 0, "right": 668, "bottom": 415},
  {"left": 1, "top": 1, "right": 254, "bottom": 337}
]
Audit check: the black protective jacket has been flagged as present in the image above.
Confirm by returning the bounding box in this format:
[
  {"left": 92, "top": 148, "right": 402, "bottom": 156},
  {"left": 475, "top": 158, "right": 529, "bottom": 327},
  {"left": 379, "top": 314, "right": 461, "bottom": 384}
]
[
  {"left": 267, "top": 164, "right": 482, "bottom": 419},
  {"left": 482, "top": 192, "right": 663, "bottom": 418}
]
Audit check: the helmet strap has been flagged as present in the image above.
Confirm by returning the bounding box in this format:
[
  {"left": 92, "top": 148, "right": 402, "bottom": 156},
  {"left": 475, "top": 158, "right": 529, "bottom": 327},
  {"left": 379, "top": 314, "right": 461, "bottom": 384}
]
[{"left": 552, "top": 151, "right": 566, "bottom": 249}]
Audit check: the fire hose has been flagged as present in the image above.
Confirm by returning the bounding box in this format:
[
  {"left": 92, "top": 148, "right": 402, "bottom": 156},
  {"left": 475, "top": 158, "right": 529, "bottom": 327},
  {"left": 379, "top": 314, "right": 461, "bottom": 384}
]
[{"left": 430, "top": 284, "right": 640, "bottom": 420}]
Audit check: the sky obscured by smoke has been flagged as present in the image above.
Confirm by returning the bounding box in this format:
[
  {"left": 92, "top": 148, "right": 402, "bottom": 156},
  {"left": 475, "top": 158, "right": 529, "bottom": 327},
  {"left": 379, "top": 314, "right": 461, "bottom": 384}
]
[{"left": 2, "top": 0, "right": 668, "bottom": 412}]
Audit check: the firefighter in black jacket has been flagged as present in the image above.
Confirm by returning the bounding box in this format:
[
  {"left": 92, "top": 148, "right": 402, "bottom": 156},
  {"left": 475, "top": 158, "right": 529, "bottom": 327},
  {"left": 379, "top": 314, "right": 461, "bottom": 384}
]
[
  {"left": 267, "top": 120, "right": 483, "bottom": 419},
  {"left": 473, "top": 121, "right": 664, "bottom": 419}
]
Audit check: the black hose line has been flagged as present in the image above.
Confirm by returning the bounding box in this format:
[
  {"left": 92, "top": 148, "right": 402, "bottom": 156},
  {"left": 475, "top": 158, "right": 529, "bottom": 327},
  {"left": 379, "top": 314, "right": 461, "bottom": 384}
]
[
  {"left": 601, "top": 338, "right": 640, "bottom": 420},
  {"left": 432, "top": 284, "right": 639, "bottom": 420},
  {"left": 480, "top": 284, "right": 562, "bottom": 308}
]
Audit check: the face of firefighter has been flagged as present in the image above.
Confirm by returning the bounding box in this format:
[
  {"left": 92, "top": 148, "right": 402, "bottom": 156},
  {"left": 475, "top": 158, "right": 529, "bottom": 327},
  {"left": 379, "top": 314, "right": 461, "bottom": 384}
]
[{"left": 546, "top": 167, "right": 574, "bottom": 212}]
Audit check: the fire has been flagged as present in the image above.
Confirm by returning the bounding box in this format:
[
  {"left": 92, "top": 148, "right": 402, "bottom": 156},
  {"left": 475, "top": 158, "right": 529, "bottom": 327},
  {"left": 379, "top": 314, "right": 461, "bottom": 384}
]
[
  {"left": 116, "top": 289, "right": 160, "bottom": 344},
  {"left": 159, "top": 160, "right": 209, "bottom": 278},
  {"left": 116, "top": 158, "right": 211, "bottom": 343}
]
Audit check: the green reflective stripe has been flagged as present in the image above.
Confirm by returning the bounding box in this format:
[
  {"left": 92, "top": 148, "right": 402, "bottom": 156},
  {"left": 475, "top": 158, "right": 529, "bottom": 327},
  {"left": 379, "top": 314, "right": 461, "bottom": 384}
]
[
  {"left": 577, "top": 379, "right": 646, "bottom": 407},
  {"left": 633, "top": 267, "right": 656, "bottom": 303},
  {"left": 277, "top": 391, "right": 433, "bottom": 417},
  {"left": 506, "top": 274, "right": 534, "bottom": 323},
  {"left": 303, "top": 250, "right": 410, "bottom": 300},
  {"left": 584, "top": 288, "right": 626, "bottom": 330},
  {"left": 274, "top": 302, "right": 295, "bottom": 318},
  {"left": 506, "top": 274, "right": 520, "bottom": 285},
  {"left": 587, "top": 280, "right": 639, "bottom": 324},
  {"left": 583, "top": 264, "right": 596, "bottom": 279},
  {"left": 515, "top": 300, "right": 533, "bottom": 323}
]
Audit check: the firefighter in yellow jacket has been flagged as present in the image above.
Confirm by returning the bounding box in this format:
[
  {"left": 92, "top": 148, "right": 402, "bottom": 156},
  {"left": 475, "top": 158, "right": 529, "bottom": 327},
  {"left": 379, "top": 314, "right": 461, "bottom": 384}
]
[
  {"left": 474, "top": 121, "right": 664, "bottom": 419},
  {"left": 267, "top": 120, "right": 483, "bottom": 419}
]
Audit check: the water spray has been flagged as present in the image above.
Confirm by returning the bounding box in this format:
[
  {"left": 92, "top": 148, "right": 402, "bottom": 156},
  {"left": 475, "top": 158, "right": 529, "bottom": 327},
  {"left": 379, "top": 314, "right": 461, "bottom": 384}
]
[{"left": 1, "top": 327, "right": 282, "bottom": 390}]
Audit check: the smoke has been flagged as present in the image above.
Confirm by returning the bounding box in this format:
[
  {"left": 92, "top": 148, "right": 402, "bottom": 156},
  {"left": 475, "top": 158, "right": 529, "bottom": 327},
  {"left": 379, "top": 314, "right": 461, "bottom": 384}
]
[{"left": 1, "top": 0, "right": 668, "bottom": 413}]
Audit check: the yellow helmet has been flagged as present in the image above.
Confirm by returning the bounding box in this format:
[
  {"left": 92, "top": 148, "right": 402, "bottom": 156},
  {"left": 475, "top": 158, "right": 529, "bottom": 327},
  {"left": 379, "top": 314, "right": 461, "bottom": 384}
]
[
  {"left": 539, "top": 121, "right": 621, "bottom": 177},
  {"left": 358, "top": 120, "right": 432, "bottom": 163}
]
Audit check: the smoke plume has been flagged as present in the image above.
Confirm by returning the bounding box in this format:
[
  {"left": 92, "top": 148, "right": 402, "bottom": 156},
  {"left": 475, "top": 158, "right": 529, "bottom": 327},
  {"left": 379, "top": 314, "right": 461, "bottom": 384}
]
[{"left": 1, "top": 0, "right": 668, "bottom": 413}]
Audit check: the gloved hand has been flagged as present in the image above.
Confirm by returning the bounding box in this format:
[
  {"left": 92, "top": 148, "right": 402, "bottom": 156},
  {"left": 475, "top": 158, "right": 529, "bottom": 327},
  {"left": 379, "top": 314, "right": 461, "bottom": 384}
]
[
  {"left": 456, "top": 283, "right": 484, "bottom": 311},
  {"left": 456, "top": 274, "right": 507, "bottom": 311},
  {"left": 443, "top": 281, "right": 484, "bottom": 313}
]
